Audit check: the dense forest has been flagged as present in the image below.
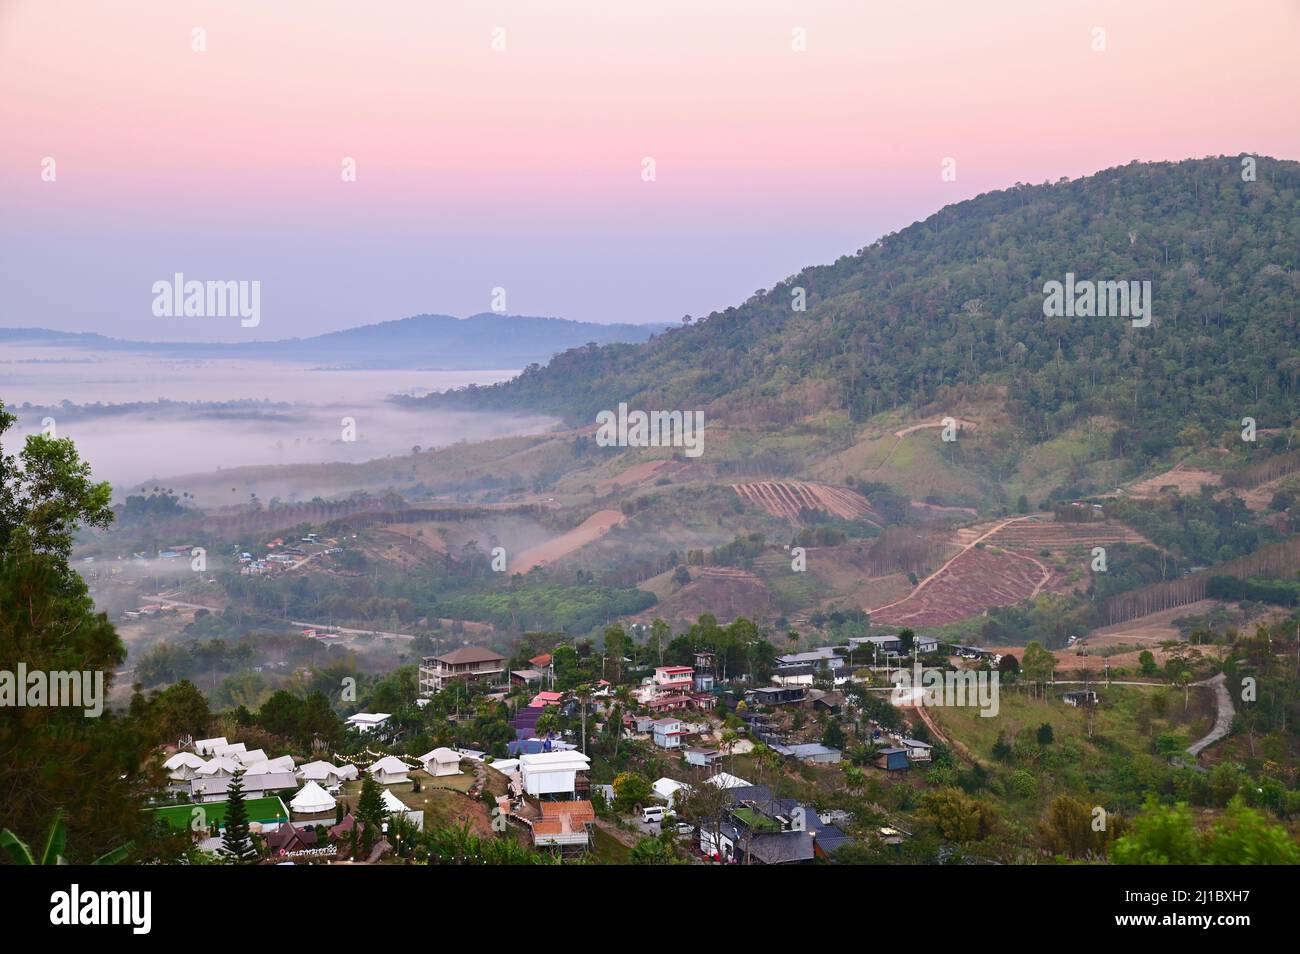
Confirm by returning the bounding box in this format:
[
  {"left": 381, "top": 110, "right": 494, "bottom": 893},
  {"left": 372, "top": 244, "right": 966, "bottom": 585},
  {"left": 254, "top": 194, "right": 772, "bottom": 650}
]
[{"left": 422, "top": 156, "right": 1300, "bottom": 446}]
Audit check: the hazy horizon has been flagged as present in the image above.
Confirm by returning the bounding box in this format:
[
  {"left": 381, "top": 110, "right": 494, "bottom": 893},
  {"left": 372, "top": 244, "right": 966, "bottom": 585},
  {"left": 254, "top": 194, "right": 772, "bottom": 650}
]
[{"left": 3, "top": 0, "right": 1297, "bottom": 342}]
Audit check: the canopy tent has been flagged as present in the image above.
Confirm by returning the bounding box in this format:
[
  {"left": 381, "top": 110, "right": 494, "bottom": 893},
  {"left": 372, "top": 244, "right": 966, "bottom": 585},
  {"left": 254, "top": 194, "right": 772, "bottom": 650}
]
[{"left": 289, "top": 780, "right": 337, "bottom": 815}]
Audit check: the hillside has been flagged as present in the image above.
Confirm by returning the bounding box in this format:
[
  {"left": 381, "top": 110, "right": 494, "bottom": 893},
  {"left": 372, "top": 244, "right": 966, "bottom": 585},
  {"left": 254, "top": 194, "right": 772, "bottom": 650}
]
[
  {"left": 423, "top": 156, "right": 1300, "bottom": 447},
  {"left": 0, "top": 312, "right": 668, "bottom": 370}
]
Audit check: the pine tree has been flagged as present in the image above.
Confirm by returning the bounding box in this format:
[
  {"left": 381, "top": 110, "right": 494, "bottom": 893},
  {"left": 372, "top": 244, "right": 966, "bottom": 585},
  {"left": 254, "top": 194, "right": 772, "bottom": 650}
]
[
  {"left": 356, "top": 772, "right": 387, "bottom": 853},
  {"left": 220, "top": 769, "right": 259, "bottom": 863}
]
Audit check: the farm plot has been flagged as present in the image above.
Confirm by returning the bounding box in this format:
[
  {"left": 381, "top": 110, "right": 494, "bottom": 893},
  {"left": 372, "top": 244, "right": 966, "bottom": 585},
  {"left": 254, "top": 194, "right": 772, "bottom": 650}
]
[
  {"left": 985, "top": 518, "right": 1150, "bottom": 550},
  {"left": 732, "top": 481, "right": 880, "bottom": 524},
  {"left": 871, "top": 545, "right": 1062, "bottom": 626}
]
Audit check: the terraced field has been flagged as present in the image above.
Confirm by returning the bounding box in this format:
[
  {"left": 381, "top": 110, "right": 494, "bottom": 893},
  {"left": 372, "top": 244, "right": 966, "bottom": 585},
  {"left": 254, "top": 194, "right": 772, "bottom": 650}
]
[
  {"left": 731, "top": 481, "right": 880, "bottom": 523},
  {"left": 871, "top": 544, "right": 1061, "bottom": 626},
  {"left": 983, "top": 518, "right": 1150, "bottom": 550}
]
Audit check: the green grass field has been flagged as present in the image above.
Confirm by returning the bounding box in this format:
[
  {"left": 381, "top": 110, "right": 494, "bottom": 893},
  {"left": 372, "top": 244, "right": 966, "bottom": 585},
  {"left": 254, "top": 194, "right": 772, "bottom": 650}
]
[{"left": 148, "top": 796, "right": 289, "bottom": 831}]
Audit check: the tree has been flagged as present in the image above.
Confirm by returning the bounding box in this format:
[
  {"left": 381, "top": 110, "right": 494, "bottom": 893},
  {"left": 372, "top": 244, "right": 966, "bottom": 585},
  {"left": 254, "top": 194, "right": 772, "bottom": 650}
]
[
  {"left": 1020, "top": 642, "right": 1057, "bottom": 697},
  {"left": 220, "top": 769, "right": 259, "bottom": 863},
  {"left": 0, "top": 403, "right": 157, "bottom": 861},
  {"left": 919, "top": 787, "right": 1000, "bottom": 842},
  {"left": 612, "top": 771, "right": 652, "bottom": 813},
  {"left": 822, "top": 719, "right": 846, "bottom": 750},
  {"left": 1138, "top": 650, "right": 1158, "bottom": 676},
  {"left": 356, "top": 771, "right": 388, "bottom": 852},
  {"left": 0, "top": 401, "right": 113, "bottom": 558},
  {"left": 1035, "top": 723, "right": 1054, "bottom": 745}
]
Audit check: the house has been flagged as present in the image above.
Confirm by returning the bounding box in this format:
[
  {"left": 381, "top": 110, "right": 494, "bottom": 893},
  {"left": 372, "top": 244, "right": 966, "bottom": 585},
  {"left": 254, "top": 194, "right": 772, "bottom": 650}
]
[
  {"left": 511, "top": 669, "right": 543, "bottom": 687},
  {"left": 366, "top": 756, "right": 411, "bottom": 785},
  {"left": 1063, "top": 690, "right": 1099, "bottom": 707},
  {"left": 528, "top": 653, "right": 553, "bottom": 669},
  {"left": 779, "top": 743, "right": 842, "bottom": 764},
  {"left": 747, "top": 686, "right": 806, "bottom": 707},
  {"left": 532, "top": 800, "right": 595, "bottom": 848},
  {"left": 809, "top": 690, "right": 845, "bottom": 714},
  {"left": 529, "top": 690, "right": 564, "bottom": 708},
  {"left": 289, "top": 781, "right": 337, "bottom": 819},
  {"left": 850, "top": 635, "right": 902, "bottom": 655},
  {"left": 896, "top": 738, "right": 933, "bottom": 762},
  {"left": 652, "top": 665, "right": 695, "bottom": 694},
  {"left": 417, "top": 747, "right": 462, "bottom": 777},
  {"left": 211, "top": 742, "right": 247, "bottom": 760},
  {"left": 916, "top": 635, "right": 940, "bottom": 654},
  {"left": 652, "top": 777, "right": 687, "bottom": 809},
  {"left": 874, "top": 747, "right": 909, "bottom": 772},
  {"left": 265, "top": 822, "right": 318, "bottom": 855},
  {"left": 646, "top": 694, "right": 692, "bottom": 712},
  {"left": 345, "top": 712, "right": 392, "bottom": 734},
  {"left": 626, "top": 714, "right": 655, "bottom": 734},
  {"left": 777, "top": 647, "right": 844, "bottom": 670},
  {"left": 419, "top": 646, "right": 507, "bottom": 694},
  {"left": 684, "top": 747, "right": 722, "bottom": 768},
  {"left": 652, "top": 717, "right": 687, "bottom": 749},
  {"left": 520, "top": 750, "right": 591, "bottom": 798},
  {"left": 705, "top": 772, "right": 753, "bottom": 790}
]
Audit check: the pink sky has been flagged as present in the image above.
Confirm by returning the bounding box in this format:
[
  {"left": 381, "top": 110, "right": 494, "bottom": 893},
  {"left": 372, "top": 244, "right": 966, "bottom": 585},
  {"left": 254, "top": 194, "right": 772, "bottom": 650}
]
[{"left": 1, "top": 0, "right": 1296, "bottom": 339}]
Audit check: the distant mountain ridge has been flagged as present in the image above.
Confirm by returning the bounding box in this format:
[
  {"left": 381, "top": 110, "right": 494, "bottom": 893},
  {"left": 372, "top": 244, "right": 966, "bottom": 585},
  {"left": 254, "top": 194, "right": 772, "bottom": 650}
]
[{"left": 0, "top": 313, "right": 669, "bottom": 370}]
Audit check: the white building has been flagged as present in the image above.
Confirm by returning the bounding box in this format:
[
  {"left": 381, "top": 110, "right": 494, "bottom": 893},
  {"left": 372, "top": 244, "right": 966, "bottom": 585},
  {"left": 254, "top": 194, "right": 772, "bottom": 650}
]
[
  {"left": 520, "top": 750, "right": 591, "bottom": 798},
  {"left": 652, "top": 717, "right": 686, "bottom": 749},
  {"left": 346, "top": 712, "right": 392, "bottom": 734}
]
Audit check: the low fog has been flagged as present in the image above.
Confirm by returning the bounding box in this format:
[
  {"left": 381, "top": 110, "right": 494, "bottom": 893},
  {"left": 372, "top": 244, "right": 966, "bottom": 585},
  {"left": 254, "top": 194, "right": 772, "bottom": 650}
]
[{"left": 1, "top": 345, "right": 554, "bottom": 494}]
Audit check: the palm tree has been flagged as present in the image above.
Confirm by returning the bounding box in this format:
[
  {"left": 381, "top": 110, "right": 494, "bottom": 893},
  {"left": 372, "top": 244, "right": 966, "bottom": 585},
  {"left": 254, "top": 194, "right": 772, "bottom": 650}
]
[{"left": 0, "top": 810, "right": 130, "bottom": 865}]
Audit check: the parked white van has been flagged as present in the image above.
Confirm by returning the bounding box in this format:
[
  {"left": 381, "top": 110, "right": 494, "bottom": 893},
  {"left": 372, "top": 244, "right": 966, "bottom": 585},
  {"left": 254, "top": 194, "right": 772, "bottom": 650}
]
[{"left": 642, "top": 806, "right": 666, "bottom": 824}]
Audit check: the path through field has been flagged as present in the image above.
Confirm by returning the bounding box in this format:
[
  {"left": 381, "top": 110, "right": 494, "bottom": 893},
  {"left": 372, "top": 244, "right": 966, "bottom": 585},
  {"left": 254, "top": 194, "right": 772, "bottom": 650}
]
[{"left": 870, "top": 417, "right": 979, "bottom": 473}]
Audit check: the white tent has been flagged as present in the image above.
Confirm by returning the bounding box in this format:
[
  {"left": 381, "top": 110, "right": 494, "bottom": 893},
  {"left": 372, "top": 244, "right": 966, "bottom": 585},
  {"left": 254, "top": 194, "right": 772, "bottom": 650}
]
[
  {"left": 194, "top": 737, "right": 227, "bottom": 756},
  {"left": 380, "top": 789, "right": 408, "bottom": 814},
  {"left": 418, "top": 747, "right": 462, "bottom": 777},
  {"left": 367, "top": 756, "right": 410, "bottom": 785},
  {"left": 290, "top": 781, "right": 336, "bottom": 815},
  {"left": 297, "top": 760, "right": 346, "bottom": 786}
]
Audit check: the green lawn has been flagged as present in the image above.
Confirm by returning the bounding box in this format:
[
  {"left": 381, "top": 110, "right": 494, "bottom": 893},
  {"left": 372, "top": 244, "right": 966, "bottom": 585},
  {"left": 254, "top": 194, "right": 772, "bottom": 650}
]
[
  {"left": 148, "top": 796, "right": 289, "bottom": 831},
  {"left": 591, "top": 826, "right": 633, "bottom": 864}
]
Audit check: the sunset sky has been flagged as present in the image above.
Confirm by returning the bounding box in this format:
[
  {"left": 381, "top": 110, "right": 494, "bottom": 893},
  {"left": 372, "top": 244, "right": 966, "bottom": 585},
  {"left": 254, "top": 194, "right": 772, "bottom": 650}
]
[{"left": 1, "top": 0, "right": 1297, "bottom": 340}]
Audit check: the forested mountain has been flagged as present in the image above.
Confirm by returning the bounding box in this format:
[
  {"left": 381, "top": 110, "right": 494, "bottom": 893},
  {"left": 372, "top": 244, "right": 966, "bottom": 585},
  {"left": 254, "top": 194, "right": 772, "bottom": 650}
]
[
  {"left": 424, "top": 156, "right": 1299, "bottom": 443},
  {"left": 0, "top": 312, "right": 668, "bottom": 370}
]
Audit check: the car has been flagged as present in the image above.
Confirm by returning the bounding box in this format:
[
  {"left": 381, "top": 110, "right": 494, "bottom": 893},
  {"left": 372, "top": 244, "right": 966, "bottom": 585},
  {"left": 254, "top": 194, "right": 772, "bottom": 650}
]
[
  {"left": 642, "top": 806, "right": 666, "bottom": 823},
  {"left": 675, "top": 822, "right": 694, "bottom": 835}
]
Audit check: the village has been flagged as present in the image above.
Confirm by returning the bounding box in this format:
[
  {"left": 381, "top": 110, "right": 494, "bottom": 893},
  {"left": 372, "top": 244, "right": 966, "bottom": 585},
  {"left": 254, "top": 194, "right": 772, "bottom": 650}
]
[{"left": 143, "top": 632, "right": 998, "bottom": 864}]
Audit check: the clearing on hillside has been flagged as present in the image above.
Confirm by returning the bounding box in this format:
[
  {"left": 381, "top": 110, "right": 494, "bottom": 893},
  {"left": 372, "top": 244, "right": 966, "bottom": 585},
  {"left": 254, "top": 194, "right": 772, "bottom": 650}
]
[
  {"left": 731, "top": 481, "right": 879, "bottom": 524},
  {"left": 512, "top": 509, "right": 625, "bottom": 572}
]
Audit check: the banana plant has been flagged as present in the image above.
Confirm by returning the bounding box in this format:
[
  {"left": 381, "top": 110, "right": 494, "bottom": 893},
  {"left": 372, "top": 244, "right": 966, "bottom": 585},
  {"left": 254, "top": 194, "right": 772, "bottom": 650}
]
[{"left": 0, "top": 809, "right": 131, "bottom": 865}]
